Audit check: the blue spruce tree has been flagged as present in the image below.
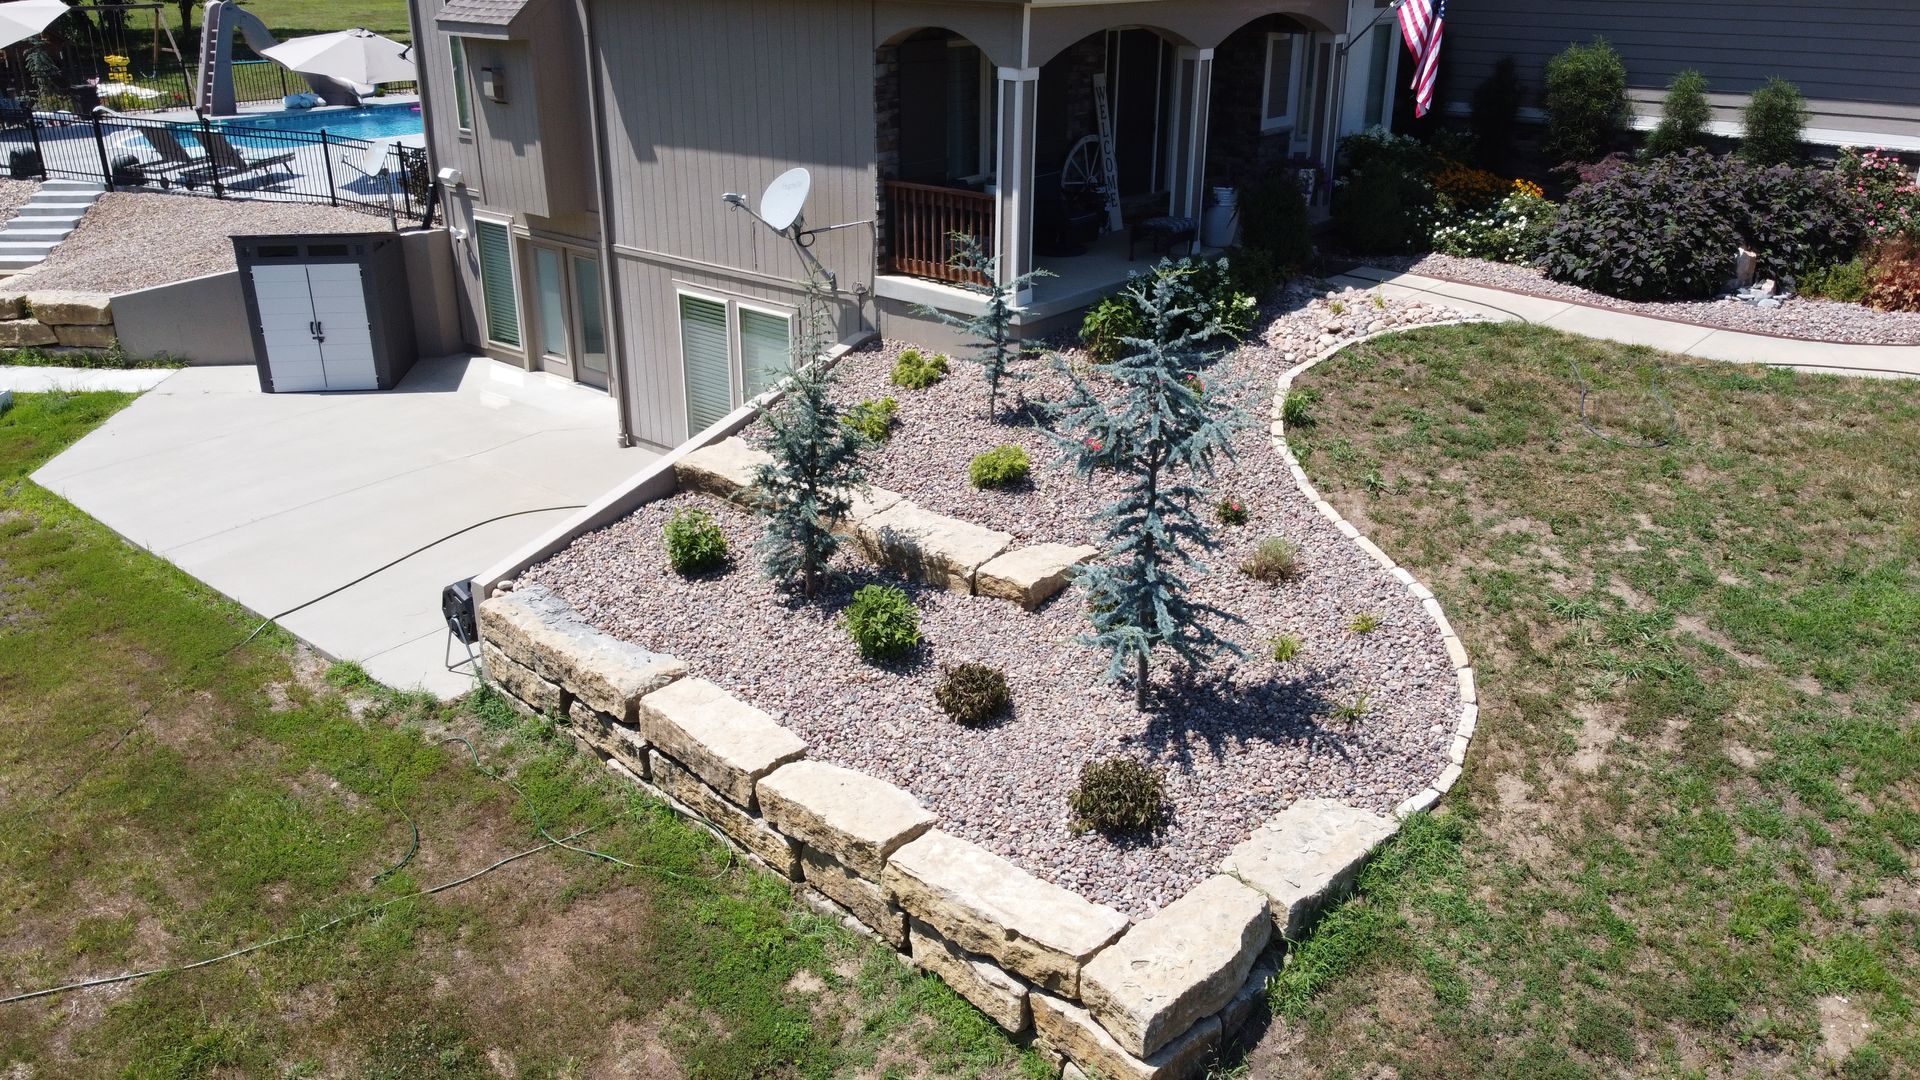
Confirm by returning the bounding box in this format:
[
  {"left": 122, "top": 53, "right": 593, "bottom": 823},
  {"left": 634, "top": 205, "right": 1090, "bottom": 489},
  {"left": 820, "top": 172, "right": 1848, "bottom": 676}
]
[
  {"left": 1055, "top": 260, "right": 1245, "bottom": 710},
  {"left": 754, "top": 280, "right": 869, "bottom": 598},
  {"left": 918, "top": 232, "right": 1053, "bottom": 420}
]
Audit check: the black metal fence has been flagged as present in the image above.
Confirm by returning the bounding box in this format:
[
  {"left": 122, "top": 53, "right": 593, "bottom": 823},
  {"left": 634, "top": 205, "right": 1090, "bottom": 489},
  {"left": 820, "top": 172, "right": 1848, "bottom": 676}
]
[{"left": 0, "top": 107, "right": 433, "bottom": 224}]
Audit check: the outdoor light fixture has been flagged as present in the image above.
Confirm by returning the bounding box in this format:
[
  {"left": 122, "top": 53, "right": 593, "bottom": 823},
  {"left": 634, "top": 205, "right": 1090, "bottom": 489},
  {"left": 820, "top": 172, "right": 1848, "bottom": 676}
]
[{"left": 480, "top": 66, "right": 506, "bottom": 103}]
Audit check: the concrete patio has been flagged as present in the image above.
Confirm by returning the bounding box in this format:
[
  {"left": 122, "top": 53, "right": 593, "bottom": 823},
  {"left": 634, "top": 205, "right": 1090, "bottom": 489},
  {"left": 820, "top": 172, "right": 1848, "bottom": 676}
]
[{"left": 31, "top": 356, "right": 651, "bottom": 697}]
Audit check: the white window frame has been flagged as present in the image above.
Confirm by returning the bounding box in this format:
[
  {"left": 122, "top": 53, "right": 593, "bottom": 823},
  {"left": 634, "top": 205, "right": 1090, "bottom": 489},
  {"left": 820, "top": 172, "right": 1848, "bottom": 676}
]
[
  {"left": 675, "top": 287, "right": 797, "bottom": 433},
  {"left": 473, "top": 213, "right": 522, "bottom": 350},
  {"left": 1261, "top": 32, "right": 1306, "bottom": 133},
  {"left": 449, "top": 36, "right": 473, "bottom": 133}
]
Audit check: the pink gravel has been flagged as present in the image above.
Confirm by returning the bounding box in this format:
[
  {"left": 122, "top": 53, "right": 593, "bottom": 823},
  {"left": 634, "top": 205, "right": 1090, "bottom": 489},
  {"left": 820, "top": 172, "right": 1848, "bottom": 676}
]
[
  {"left": 1363, "top": 251, "right": 1920, "bottom": 345},
  {"left": 520, "top": 283, "right": 1466, "bottom": 920}
]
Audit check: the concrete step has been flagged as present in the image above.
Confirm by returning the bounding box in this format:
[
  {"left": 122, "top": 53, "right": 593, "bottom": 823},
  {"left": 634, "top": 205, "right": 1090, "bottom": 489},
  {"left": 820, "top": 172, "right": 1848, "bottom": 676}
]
[
  {"left": 0, "top": 228, "right": 75, "bottom": 239},
  {"left": 0, "top": 243, "right": 58, "bottom": 255},
  {"left": 41, "top": 180, "right": 104, "bottom": 191}
]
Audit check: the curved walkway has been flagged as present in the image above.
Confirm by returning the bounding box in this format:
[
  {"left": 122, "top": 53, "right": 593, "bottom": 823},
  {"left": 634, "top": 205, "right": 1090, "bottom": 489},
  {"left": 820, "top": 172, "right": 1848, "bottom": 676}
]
[{"left": 1333, "top": 265, "right": 1920, "bottom": 379}]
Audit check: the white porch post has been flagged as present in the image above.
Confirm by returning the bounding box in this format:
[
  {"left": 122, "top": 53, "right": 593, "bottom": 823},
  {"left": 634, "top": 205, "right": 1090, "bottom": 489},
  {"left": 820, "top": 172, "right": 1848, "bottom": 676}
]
[
  {"left": 1170, "top": 47, "right": 1214, "bottom": 222},
  {"left": 994, "top": 66, "right": 1040, "bottom": 303}
]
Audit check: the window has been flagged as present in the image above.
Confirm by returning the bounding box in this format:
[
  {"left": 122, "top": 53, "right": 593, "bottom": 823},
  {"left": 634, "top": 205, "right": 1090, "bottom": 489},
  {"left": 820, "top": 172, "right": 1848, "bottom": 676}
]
[
  {"left": 1364, "top": 25, "right": 1394, "bottom": 129},
  {"left": 449, "top": 36, "right": 473, "bottom": 131},
  {"left": 1262, "top": 32, "right": 1303, "bottom": 132},
  {"left": 678, "top": 291, "right": 796, "bottom": 435},
  {"left": 475, "top": 218, "right": 519, "bottom": 347}
]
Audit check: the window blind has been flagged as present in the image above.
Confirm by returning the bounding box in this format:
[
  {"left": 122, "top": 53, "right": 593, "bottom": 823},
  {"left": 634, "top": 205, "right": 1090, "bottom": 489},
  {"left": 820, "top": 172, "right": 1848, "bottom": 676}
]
[
  {"left": 450, "top": 37, "right": 473, "bottom": 130},
  {"left": 738, "top": 308, "right": 792, "bottom": 401},
  {"left": 476, "top": 219, "right": 519, "bottom": 347},
  {"left": 680, "top": 295, "right": 733, "bottom": 434}
]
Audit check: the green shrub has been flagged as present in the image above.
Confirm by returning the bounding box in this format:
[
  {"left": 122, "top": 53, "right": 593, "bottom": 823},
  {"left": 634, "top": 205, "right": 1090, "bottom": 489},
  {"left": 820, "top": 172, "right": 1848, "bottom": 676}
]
[
  {"left": 1349, "top": 612, "right": 1380, "bottom": 634},
  {"left": 1740, "top": 77, "right": 1808, "bottom": 166},
  {"left": 845, "top": 584, "right": 920, "bottom": 661},
  {"left": 1238, "top": 170, "right": 1312, "bottom": 269},
  {"left": 1799, "top": 259, "right": 1870, "bottom": 303},
  {"left": 1280, "top": 388, "right": 1318, "bottom": 428},
  {"left": 842, "top": 396, "right": 898, "bottom": 441},
  {"left": 1269, "top": 633, "right": 1303, "bottom": 662},
  {"left": 663, "top": 507, "right": 729, "bottom": 575},
  {"left": 1644, "top": 69, "right": 1710, "bottom": 157},
  {"left": 1469, "top": 58, "right": 1523, "bottom": 172},
  {"left": 1542, "top": 39, "right": 1628, "bottom": 164},
  {"left": 1215, "top": 497, "right": 1249, "bottom": 526},
  {"left": 1079, "top": 294, "right": 1145, "bottom": 364},
  {"left": 1333, "top": 168, "right": 1422, "bottom": 254},
  {"left": 1241, "top": 537, "right": 1302, "bottom": 583},
  {"left": 889, "top": 347, "right": 950, "bottom": 389},
  {"left": 935, "top": 663, "right": 1012, "bottom": 725},
  {"left": 1226, "top": 245, "right": 1283, "bottom": 303},
  {"left": 1430, "top": 190, "right": 1557, "bottom": 265},
  {"left": 968, "top": 444, "right": 1030, "bottom": 489},
  {"left": 1838, "top": 149, "right": 1920, "bottom": 243},
  {"left": 1067, "top": 757, "right": 1168, "bottom": 836}
]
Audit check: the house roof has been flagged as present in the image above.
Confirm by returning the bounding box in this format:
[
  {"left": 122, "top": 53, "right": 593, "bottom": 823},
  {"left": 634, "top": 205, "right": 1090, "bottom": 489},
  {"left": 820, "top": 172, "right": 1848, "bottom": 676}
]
[{"left": 436, "top": 0, "right": 532, "bottom": 29}]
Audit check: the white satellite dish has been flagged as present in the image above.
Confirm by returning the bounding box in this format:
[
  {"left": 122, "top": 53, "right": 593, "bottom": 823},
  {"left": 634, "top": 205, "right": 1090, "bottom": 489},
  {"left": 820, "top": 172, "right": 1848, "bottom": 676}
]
[{"left": 760, "top": 168, "right": 812, "bottom": 233}]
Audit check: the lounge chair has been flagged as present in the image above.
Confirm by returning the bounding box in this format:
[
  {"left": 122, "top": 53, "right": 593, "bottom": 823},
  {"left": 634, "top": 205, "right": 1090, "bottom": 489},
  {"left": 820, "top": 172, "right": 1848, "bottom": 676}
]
[
  {"left": 194, "top": 129, "right": 297, "bottom": 185},
  {"left": 127, "top": 121, "right": 207, "bottom": 178}
]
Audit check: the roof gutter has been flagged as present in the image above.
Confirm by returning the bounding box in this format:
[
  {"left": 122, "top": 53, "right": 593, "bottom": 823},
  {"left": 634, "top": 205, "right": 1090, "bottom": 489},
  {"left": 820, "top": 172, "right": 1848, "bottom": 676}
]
[{"left": 572, "top": 0, "right": 637, "bottom": 448}]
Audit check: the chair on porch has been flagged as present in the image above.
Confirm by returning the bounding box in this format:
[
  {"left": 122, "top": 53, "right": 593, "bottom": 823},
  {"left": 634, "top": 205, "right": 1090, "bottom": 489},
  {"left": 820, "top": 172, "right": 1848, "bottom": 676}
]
[
  {"left": 1128, "top": 215, "right": 1198, "bottom": 260},
  {"left": 1032, "top": 168, "right": 1104, "bottom": 258}
]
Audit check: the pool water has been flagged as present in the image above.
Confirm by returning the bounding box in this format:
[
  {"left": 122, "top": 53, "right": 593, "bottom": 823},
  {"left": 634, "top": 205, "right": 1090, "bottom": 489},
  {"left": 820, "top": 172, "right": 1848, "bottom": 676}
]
[{"left": 216, "top": 102, "right": 424, "bottom": 142}]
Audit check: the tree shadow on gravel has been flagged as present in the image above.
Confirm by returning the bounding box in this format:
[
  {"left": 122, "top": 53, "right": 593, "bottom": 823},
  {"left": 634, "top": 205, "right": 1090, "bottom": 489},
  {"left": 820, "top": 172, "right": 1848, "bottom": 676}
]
[{"left": 1135, "top": 665, "right": 1354, "bottom": 771}]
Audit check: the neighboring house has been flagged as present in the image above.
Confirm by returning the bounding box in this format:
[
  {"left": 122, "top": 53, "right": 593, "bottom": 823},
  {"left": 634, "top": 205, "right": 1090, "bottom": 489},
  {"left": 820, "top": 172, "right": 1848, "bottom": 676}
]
[
  {"left": 1442, "top": 0, "right": 1920, "bottom": 152},
  {"left": 407, "top": 0, "right": 1406, "bottom": 450}
]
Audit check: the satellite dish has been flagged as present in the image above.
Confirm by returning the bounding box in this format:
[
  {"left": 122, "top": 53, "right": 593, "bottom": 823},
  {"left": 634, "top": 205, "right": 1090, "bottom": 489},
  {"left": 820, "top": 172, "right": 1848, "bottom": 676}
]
[{"left": 760, "top": 168, "right": 812, "bottom": 233}]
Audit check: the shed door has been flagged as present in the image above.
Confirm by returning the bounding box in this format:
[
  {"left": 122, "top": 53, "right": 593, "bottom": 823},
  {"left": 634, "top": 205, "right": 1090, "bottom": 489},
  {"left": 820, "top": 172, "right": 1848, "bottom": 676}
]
[
  {"left": 251, "top": 265, "right": 329, "bottom": 392},
  {"left": 305, "top": 263, "right": 376, "bottom": 390}
]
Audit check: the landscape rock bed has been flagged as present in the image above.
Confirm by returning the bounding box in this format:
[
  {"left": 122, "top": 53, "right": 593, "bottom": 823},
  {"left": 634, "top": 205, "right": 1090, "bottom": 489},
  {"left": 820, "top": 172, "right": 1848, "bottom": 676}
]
[
  {"left": 520, "top": 283, "right": 1465, "bottom": 919},
  {"left": 1362, "top": 251, "right": 1920, "bottom": 345}
]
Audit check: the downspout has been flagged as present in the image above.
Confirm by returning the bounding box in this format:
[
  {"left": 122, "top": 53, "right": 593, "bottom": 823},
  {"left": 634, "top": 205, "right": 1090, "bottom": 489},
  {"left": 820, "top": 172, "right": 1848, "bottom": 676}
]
[
  {"left": 402, "top": 0, "right": 442, "bottom": 221},
  {"left": 573, "top": 0, "right": 638, "bottom": 448}
]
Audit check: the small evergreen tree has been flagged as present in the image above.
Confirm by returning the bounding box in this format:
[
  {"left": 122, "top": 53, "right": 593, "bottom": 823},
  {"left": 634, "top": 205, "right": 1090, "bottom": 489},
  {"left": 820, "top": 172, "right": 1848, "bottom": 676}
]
[
  {"left": 1470, "top": 58, "right": 1522, "bottom": 172},
  {"left": 1053, "top": 260, "right": 1244, "bottom": 710},
  {"left": 1740, "top": 77, "right": 1808, "bottom": 166},
  {"left": 917, "top": 232, "right": 1052, "bottom": 420},
  {"left": 25, "top": 42, "right": 64, "bottom": 109},
  {"left": 1543, "top": 38, "right": 1629, "bottom": 165},
  {"left": 1644, "top": 70, "right": 1711, "bottom": 157},
  {"left": 754, "top": 279, "right": 869, "bottom": 599}
]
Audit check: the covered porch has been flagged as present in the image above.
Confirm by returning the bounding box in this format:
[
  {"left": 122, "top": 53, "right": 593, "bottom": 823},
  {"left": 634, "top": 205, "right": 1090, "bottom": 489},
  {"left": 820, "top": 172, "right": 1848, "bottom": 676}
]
[{"left": 870, "top": 0, "right": 1354, "bottom": 333}]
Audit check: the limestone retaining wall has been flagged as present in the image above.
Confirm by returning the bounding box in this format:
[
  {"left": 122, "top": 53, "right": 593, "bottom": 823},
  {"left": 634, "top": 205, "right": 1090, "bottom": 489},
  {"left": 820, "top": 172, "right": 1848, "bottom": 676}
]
[
  {"left": 470, "top": 322, "right": 1481, "bottom": 1077},
  {"left": 0, "top": 290, "right": 119, "bottom": 354}
]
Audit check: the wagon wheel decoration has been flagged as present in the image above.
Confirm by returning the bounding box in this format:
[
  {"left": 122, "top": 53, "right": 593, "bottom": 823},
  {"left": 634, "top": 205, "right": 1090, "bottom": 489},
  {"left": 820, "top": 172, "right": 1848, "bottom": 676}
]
[{"left": 1060, "top": 135, "right": 1111, "bottom": 196}]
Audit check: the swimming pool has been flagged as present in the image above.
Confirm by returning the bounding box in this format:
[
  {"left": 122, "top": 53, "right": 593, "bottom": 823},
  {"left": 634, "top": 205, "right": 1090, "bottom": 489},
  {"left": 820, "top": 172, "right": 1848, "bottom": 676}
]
[{"left": 215, "top": 102, "right": 424, "bottom": 143}]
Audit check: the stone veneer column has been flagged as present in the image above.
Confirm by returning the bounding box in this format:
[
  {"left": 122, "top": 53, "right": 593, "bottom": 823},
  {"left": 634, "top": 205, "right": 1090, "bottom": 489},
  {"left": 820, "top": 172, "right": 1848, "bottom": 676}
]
[{"left": 994, "top": 65, "right": 1040, "bottom": 304}]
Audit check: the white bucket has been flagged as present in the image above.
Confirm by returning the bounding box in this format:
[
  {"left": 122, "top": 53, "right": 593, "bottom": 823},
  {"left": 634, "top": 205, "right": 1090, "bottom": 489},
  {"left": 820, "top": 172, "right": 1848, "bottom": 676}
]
[{"left": 1203, "top": 187, "right": 1239, "bottom": 248}]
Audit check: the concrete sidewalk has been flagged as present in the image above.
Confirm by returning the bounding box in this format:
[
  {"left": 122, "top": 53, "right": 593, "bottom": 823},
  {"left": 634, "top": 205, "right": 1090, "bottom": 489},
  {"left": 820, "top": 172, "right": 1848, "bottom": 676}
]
[
  {"left": 33, "top": 356, "right": 654, "bottom": 697},
  {"left": 1334, "top": 266, "right": 1920, "bottom": 379}
]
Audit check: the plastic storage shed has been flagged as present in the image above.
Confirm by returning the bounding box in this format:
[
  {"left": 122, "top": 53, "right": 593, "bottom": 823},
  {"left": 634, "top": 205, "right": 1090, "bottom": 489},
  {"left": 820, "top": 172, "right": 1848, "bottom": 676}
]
[{"left": 234, "top": 232, "right": 417, "bottom": 393}]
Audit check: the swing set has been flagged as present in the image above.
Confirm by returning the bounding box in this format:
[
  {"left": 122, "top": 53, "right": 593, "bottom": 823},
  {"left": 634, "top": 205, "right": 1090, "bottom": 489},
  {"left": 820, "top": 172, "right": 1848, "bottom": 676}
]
[{"left": 1, "top": 3, "right": 188, "bottom": 109}]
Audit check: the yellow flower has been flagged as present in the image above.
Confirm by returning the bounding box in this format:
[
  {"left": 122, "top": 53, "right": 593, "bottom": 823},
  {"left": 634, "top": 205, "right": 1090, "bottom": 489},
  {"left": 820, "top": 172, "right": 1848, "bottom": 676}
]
[{"left": 1512, "top": 178, "right": 1546, "bottom": 200}]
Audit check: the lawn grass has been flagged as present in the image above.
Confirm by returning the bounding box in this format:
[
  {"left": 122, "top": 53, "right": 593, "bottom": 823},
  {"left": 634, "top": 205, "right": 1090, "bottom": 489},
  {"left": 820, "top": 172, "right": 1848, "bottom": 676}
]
[
  {"left": 176, "top": 1, "right": 414, "bottom": 41},
  {"left": 0, "top": 390, "right": 1041, "bottom": 1077},
  {"left": 1244, "top": 323, "right": 1920, "bottom": 1077}
]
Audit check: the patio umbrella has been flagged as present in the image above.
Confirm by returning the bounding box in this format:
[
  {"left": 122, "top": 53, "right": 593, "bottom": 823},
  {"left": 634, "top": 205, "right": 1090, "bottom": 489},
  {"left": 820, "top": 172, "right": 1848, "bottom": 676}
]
[
  {"left": 261, "top": 28, "right": 416, "bottom": 87},
  {"left": 0, "top": 0, "right": 73, "bottom": 51}
]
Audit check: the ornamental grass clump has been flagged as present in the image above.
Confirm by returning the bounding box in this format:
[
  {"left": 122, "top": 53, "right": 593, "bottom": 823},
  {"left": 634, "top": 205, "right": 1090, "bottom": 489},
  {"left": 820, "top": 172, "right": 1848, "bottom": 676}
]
[
  {"left": 934, "top": 663, "right": 1011, "bottom": 725},
  {"left": 844, "top": 584, "right": 920, "bottom": 662},
  {"left": 890, "top": 347, "right": 949, "bottom": 389},
  {"left": 1241, "top": 537, "right": 1302, "bottom": 583},
  {"left": 968, "top": 444, "right": 1030, "bottom": 489},
  {"left": 1055, "top": 258, "right": 1247, "bottom": 710},
  {"left": 1068, "top": 757, "right": 1168, "bottom": 836},
  {"left": 662, "top": 507, "right": 729, "bottom": 575},
  {"left": 1269, "top": 633, "right": 1303, "bottom": 662}
]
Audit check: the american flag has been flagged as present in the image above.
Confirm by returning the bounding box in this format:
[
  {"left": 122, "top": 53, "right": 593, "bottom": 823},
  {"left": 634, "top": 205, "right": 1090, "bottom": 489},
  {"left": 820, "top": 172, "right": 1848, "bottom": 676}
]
[{"left": 1397, "top": 0, "right": 1446, "bottom": 118}]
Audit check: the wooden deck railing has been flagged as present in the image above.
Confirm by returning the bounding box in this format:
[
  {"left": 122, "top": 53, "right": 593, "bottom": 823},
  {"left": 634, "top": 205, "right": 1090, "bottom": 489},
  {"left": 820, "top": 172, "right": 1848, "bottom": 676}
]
[{"left": 885, "top": 179, "right": 994, "bottom": 286}]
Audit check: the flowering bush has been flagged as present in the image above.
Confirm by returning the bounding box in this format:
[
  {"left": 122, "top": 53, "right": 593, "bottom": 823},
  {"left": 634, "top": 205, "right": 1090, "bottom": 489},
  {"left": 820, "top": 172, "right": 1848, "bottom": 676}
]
[
  {"left": 1837, "top": 148, "right": 1920, "bottom": 242},
  {"left": 1431, "top": 160, "right": 1509, "bottom": 209},
  {"left": 1431, "top": 189, "right": 1557, "bottom": 265}
]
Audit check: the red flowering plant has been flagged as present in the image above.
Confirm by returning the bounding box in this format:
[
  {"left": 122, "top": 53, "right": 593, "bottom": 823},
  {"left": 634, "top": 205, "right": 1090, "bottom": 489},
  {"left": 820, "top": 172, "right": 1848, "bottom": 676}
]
[
  {"left": 1838, "top": 148, "right": 1920, "bottom": 243},
  {"left": 1214, "top": 497, "right": 1249, "bottom": 526}
]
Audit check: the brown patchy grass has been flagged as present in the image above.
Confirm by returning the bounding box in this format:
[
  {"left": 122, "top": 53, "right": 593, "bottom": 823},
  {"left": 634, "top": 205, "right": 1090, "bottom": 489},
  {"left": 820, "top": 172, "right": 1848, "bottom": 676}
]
[
  {"left": 1235, "top": 323, "right": 1920, "bottom": 1077},
  {"left": 0, "top": 391, "right": 1043, "bottom": 1079}
]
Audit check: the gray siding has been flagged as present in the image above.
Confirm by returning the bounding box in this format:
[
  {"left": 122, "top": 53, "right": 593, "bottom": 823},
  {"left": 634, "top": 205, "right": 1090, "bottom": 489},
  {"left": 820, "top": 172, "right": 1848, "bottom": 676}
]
[
  {"left": 593, "top": 0, "right": 879, "bottom": 447},
  {"left": 1443, "top": 0, "right": 1920, "bottom": 142}
]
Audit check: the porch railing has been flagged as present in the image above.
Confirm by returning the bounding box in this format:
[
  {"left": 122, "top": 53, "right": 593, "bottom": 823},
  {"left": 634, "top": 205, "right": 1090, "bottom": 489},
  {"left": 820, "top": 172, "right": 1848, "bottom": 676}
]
[{"left": 885, "top": 179, "right": 993, "bottom": 286}]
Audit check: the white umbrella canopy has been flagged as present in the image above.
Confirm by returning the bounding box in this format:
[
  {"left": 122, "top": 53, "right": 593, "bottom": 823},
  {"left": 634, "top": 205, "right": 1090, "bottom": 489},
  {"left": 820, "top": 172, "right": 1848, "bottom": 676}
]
[
  {"left": 261, "top": 28, "right": 416, "bottom": 87},
  {"left": 0, "top": 0, "right": 73, "bottom": 51}
]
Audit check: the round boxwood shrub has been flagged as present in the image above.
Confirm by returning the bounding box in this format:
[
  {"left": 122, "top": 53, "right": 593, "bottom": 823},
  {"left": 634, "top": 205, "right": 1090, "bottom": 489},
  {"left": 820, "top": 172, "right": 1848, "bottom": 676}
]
[
  {"left": 1068, "top": 757, "right": 1168, "bottom": 836},
  {"left": 968, "top": 444, "right": 1030, "bottom": 489},
  {"left": 662, "top": 507, "right": 728, "bottom": 575},
  {"left": 843, "top": 395, "right": 898, "bottom": 442},
  {"left": 844, "top": 584, "right": 920, "bottom": 661},
  {"left": 935, "top": 663, "right": 1011, "bottom": 725}
]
